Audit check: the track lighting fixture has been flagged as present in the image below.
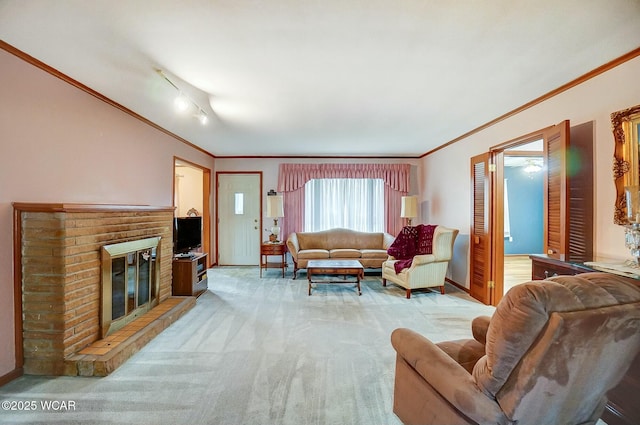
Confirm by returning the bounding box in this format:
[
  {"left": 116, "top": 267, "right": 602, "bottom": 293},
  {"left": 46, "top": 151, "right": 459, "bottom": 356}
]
[
  {"left": 174, "top": 93, "right": 190, "bottom": 112},
  {"left": 155, "top": 69, "right": 209, "bottom": 125},
  {"left": 197, "top": 110, "right": 208, "bottom": 125}
]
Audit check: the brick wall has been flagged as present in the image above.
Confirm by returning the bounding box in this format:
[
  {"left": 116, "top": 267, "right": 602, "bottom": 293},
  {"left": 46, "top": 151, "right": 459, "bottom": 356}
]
[{"left": 16, "top": 204, "right": 174, "bottom": 375}]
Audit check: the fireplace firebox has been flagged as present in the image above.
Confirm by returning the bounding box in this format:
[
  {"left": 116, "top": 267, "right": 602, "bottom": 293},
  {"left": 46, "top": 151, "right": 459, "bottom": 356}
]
[{"left": 101, "top": 237, "right": 161, "bottom": 337}]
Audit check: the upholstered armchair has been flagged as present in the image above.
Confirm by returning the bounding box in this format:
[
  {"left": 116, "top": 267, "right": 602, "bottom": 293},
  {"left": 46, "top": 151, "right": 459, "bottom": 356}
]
[
  {"left": 382, "top": 225, "right": 458, "bottom": 298},
  {"left": 390, "top": 273, "right": 640, "bottom": 425}
]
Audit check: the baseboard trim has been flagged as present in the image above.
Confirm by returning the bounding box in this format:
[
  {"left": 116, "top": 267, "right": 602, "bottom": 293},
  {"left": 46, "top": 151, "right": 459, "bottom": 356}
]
[
  {"left": 446, "top": 277, "right": 468, "bottom": 293},
  {"left": 0, "top": 367, "right": 23, "bottom": 387}
]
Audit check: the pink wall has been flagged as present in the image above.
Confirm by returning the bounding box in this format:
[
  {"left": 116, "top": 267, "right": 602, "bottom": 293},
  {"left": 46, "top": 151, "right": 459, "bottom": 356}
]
[
  {"left": 421, "top": 55, "right": 640, "bottom": 287},
  {"left": 0, "top": 49, "right": 215, "bottom": 378}
]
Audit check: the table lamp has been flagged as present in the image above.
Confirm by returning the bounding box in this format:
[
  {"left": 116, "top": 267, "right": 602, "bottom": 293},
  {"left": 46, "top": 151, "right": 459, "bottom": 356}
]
[
  {"left": 401, "top": 196, "right": 418, "bottom": 226},
  {"left": 266, "top": 193, "right": 284, "bottom": 242}
]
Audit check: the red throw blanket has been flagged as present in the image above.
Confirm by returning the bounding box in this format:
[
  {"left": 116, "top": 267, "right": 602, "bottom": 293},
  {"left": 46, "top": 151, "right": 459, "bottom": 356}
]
[{"left": 387, "top": 225, "right": 437, "bottom": 274}]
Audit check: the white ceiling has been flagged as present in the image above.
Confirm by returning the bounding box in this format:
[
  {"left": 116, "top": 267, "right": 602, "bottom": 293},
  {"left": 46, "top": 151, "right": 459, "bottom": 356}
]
[{"left": 1, "top": 1, "right": 639, "bottom": 158}]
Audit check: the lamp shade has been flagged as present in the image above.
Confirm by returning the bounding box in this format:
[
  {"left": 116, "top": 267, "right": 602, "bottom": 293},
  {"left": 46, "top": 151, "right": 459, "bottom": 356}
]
[
  {"left": 266, "top": 195, "right": 284, "bottom": 218},
  {"left": 400, "top": 196, "right": 418, "bottom": 219}
]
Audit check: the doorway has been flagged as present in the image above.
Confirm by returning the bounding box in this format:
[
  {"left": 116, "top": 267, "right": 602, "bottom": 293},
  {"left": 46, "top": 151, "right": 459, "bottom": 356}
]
[
  {"left": 503, "top": 141, "right": 544, "bottom": 294},
  {"left": 174, "top": 158, "right": 211, "bottom": 261},
  {"left": 216, "top": 172, "right": 262, "bottom": 265},
  {"left": 470, "top": 121, "right": 571, "bottom": 306},
  {"left": 471, "top": 121, "right": 593, "bottom": 305}
]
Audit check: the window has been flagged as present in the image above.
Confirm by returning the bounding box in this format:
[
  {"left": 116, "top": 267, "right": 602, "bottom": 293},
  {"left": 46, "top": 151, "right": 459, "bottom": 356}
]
[
  {"left": 304, "top": 178, "right": 384, "bottom": 232},
  {"left": 234, "top": 192, "right": 244, "bottom": 215}
]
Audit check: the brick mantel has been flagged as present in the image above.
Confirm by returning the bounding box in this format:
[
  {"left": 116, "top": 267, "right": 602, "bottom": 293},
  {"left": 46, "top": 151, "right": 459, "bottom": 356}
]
[
  {"left": 13, "top": 202, "right": 175, "bottom": 213},
  {"left": 13, "top": 203, "right": 175, "bottom": 375}
]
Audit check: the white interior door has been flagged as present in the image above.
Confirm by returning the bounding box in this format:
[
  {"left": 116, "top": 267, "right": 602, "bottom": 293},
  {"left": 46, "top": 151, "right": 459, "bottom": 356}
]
[{"left": 218, "top": 173, "right": 261, "bottom": 265}]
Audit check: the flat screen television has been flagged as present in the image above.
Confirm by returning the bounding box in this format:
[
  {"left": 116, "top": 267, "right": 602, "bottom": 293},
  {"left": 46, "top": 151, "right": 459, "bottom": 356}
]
[{"left": 174, "top": 216, "right": 202, "bottom": 254}]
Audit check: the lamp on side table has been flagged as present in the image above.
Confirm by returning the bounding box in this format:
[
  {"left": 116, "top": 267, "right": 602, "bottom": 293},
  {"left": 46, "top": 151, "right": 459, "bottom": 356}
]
[{"left": 266, "top": 191, "right": 284, "bottom": 242}]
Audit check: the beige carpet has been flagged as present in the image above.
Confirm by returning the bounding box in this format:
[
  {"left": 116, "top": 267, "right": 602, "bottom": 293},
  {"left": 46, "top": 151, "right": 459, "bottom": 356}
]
[{"left": 1, "top": 267, "right": 496, "bottom": 425}]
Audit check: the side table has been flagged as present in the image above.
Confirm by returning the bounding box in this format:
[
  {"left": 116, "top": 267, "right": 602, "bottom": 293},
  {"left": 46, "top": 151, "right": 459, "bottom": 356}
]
[{"left": 260, "top": 242, "right": 286, "bottom": 277}]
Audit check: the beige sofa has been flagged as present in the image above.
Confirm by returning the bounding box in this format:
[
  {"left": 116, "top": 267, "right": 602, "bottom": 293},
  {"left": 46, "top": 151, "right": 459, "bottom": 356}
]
[{"left": 286, "top": 228, "right": 395, "bottom": 279}]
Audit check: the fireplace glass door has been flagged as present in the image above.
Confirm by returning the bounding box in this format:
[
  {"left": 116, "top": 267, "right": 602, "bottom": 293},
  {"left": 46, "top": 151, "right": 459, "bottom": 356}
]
[
  {"left": 101, "top": 237, "right": 160, "bottom": 337},
  {"left": 110, "top": 249, "right": 154, "bottom": 322}
]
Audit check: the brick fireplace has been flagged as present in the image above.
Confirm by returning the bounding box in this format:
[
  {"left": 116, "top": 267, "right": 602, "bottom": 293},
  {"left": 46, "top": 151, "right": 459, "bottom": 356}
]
[{"left": 13, "top": 203, "right": 181, "bottom": 376}]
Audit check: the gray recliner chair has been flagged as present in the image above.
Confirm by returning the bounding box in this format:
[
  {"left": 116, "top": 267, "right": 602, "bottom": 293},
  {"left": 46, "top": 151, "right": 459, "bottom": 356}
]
[{"left": 391, "top": 272, "right": 640, "bottom": 425}]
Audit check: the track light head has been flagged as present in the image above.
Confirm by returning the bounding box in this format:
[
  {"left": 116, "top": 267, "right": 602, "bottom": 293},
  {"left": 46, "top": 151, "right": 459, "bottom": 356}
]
[
  {"left": 174, "top": 93, "right": 190, "bottom": 112},
  {"left": 197, "top": 111, "right": 208, "bottom": 125}
]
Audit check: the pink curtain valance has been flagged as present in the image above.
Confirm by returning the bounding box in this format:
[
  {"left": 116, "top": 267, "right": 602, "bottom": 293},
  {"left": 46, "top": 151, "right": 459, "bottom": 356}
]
[{"left": 277, "top": 163, "right": 411, "bottom": 192}]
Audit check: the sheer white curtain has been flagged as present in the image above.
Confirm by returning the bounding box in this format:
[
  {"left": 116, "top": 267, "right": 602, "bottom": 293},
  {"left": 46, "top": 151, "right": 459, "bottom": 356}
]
[{"left": 304, "top": 178, "right": 384, "bottom": 232}]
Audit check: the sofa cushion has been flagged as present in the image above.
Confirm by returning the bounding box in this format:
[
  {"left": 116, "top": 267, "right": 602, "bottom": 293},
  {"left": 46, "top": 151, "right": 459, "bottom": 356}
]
[
  {"left": 297, "top": 249, "right": 330, "bottom": 259},
  {"left": 383, "top": 260, "right": 409, "bottom": 278},
  {"left": 297, "top": 233, "right": 328, "bottom": 250},
  {"left": 327, "top": 229, "right": 383, "bottom": 250},
  {"left": 361, "top": 249, "right": 388, "bottom": 259},
  {"left": 329, "top": 248, "right": 361, "bottom": 258}
]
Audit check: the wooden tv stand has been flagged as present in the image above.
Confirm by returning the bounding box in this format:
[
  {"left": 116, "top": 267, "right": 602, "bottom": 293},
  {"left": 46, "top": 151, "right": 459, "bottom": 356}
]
[{"left": 172, "top": 253, "right": 208, "bottom": 297}]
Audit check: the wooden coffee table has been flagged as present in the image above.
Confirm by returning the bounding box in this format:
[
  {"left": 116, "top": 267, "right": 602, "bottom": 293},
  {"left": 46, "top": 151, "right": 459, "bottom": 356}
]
[{"left": 307, "top": 260, "right": 364, "bottom": 296}]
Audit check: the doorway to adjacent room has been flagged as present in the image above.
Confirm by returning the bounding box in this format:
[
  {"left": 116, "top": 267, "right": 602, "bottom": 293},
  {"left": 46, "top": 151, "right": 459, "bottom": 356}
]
[
  {"left": 174, "top": 158, "right": 211, "bottom": 261},
  {"left": 502, "top": 142, "right": 544, "bottom": 294}
]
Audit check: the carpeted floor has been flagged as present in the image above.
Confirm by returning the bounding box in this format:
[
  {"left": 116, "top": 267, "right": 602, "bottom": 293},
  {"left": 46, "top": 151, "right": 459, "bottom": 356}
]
[{"left": 1, "top": 267, "right": 496, "bottom": 425}]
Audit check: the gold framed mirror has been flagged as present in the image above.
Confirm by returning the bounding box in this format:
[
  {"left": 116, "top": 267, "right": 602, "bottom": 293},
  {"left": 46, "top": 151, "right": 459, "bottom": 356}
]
[{"left": 612, "top": 104, "right": 640, "bottom": 224}]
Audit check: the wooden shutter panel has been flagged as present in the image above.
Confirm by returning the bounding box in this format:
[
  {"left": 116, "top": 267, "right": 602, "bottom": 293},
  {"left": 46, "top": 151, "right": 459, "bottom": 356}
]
[
  {"left": 544, "top": 121, "right": 569, "bottom": 259},
  {"left": 470, "top": 153, "right": 492, "bottom": 304},
  {"left": 567, "top": 121, "right": 594, "bottom": 263}
]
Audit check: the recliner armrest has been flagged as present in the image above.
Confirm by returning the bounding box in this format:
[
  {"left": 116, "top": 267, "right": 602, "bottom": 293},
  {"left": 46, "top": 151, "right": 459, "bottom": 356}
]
[
  {"left": 391, "top": 328, "right": 509, "bottom": 425},
  {"left": 472, "top": 315, "right": 491, "bottom": 346}
]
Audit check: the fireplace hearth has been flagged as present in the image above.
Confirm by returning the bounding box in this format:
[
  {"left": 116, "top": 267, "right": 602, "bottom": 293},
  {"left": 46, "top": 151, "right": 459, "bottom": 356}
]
[{"left": 13, "top": 203, "right": 185, "bottom": 376}]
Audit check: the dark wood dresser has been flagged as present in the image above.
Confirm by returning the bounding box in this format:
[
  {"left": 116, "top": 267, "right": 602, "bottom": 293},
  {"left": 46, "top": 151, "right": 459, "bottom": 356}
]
[
  {"left": 530, "top": 253, "right": 595, "bottom": 279},
  {"left": 530, "top": 255, "right": 640, "bottom": 425}
]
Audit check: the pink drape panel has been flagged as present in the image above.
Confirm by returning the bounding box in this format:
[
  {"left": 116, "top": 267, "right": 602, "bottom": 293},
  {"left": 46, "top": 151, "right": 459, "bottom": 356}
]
[
  {"left": 280, "top": 186, "right": 304, "bottom": 243},
  {"left": 277, "top": 163, "right": 410, "bottom": 238},
  {"left": 386, "top": 186, "right": 405, "bottom": 236}
]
